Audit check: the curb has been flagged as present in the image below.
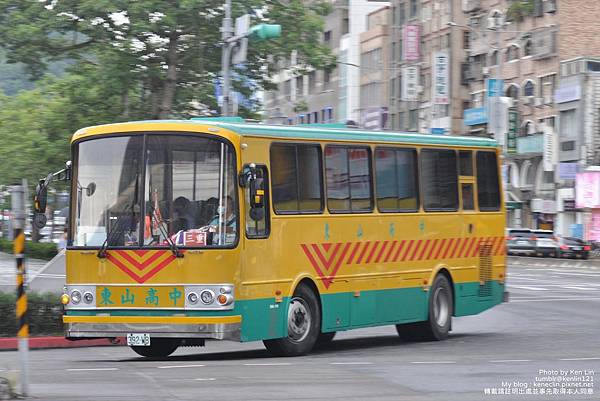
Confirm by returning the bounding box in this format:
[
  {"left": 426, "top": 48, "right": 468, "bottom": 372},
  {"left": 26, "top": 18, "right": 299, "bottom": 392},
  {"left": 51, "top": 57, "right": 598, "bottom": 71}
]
[{"left": 0, "top": 336, "right": 125, "bottom": 351}]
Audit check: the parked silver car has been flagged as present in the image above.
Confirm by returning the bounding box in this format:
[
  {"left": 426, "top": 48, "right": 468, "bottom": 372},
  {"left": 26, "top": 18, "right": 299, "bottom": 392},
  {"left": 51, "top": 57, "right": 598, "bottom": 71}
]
[
  {"left": 532, "top": 229, "right": 558, "bottom": 258},
  {"left": 506, "top": 228, "right": 535, "bottom": 256}
]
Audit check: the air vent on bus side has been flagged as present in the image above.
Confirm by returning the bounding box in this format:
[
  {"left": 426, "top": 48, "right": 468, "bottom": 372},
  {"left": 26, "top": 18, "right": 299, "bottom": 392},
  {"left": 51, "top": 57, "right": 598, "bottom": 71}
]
[{"left": 478, "top": 242, "right": 493, "bottom": 297}]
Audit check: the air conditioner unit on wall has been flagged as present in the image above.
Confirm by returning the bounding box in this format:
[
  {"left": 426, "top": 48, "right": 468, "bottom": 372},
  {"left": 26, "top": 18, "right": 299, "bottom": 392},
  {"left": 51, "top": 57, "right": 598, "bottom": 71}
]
[
  {"left": 544, "top": 95, "right": 554, "bottom": 105},
  {"left": 534, "top": 97, "right": 544, "bottom": 107},
  {"left": 482, "top": 66, "right": 490, "bottom": 76},
  {"left": 521, "top": 96, "right": 533, "bottom": 105}
]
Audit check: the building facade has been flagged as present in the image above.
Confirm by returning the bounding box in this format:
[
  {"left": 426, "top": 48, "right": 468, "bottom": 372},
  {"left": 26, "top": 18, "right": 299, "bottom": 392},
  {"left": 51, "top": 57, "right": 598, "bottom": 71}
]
[{"left": 263, "top": 0, "right": 389, "bottom": 125}]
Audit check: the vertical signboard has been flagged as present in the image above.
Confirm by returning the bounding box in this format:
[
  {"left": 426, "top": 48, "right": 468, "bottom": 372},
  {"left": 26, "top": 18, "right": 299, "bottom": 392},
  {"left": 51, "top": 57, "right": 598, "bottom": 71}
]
[
  {"left": 432, "top": 51, "right": 449, "bottom": 105},
  {"left": 507, "top": 108, "right": 518, "bottom": 154},
  {"left": 401, "top": 66, "right": 419, "bottom": 101},
  {"left": 576, "top": 172, "right": 600, "bottom": 208},
  {"left": 543, "top": 126, "right": 556, "bottom": 171},
  {"left": 486, "top": 79, "right": 504, "bottom": 97},
  {"left": 403, "top": 25, "right": 421, "bottom": 61}
]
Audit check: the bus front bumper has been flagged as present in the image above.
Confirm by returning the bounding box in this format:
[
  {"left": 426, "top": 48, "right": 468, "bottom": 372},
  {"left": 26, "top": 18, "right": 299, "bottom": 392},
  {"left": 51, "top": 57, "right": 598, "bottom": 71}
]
[{"left": 63, "top": 315, "right": 242, "bottom": 341}]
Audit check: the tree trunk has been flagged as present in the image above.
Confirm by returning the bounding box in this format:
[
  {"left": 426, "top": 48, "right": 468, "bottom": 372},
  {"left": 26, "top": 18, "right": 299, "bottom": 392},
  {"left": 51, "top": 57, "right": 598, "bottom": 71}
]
[{"left": 158, "top": 33, "right": 179, "bottom": 119}]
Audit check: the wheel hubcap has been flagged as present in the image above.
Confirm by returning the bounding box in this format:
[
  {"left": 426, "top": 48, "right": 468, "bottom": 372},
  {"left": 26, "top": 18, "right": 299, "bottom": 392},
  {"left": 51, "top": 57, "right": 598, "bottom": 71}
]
[
  {"left": 287, "top": 297, "right": 311, "bottom": 342},
  {"left": 433, "top": 287, "right": 449, "bottom": 327}
]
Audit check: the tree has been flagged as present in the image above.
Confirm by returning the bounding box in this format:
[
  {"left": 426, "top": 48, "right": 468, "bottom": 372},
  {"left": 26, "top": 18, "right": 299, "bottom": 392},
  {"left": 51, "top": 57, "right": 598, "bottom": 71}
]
[{"left": 0, "top": 0, "right": 336, "bottom": 119}]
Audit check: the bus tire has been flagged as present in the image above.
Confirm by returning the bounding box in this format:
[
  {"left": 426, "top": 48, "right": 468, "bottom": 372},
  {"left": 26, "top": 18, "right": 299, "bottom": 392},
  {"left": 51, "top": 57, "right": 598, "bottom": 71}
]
[
  {"left": 131, "top": 338, "right": 180, "bottom": 358},
  {"left": 263, "top": 284, "right": 320, "bottom": 357},
  {"left": 396, "top": 274, "right": 453, "bottom": 341}
]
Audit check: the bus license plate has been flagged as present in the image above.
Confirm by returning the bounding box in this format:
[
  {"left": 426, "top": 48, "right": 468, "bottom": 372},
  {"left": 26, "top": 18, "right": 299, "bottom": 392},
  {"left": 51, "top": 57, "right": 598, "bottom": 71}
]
[{"left": 127, "top": 333, "right": 151, "bottom": 347}]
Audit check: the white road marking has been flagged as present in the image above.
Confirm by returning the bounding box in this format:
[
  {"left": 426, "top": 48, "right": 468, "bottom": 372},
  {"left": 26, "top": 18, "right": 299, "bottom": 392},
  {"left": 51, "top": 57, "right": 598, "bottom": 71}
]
[
  {"left": 510, "top": 297, "right": 600, "bottom": 303},
  {"left": 67, "top": 368, "right": 119, "bottom": 371},
  {"left": 559, "top": 357, "right": 600, "bottom": 361},
  {"left": 157, "top": 364, "right": 205, "bottom": 369},
  {"left": 547, "top": 272, "right": 600, "bottom": 277},
  {"left": 561, "top": 286, "right": 597, "bottom": 291},
  {"left": 195, "top": 378, "right": 216, "bottom": 381},
  {"left": 489, "top": 359, "right": 532, "bottom": 363},
  {"left": 243, "top": 363, "right": 292, "bottom": 366},
  {"left": 330, "top": 362, "right": 373, "bottom": 365},
  {"left": 509, "top": 285, "right": 550, "bottom": 291},
  {"left": 410, "top": 361, "right": 456, "bottom": 364}
]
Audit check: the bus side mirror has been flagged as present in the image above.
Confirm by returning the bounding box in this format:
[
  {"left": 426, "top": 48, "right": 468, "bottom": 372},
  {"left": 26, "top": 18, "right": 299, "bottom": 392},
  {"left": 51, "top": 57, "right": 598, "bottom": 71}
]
[
  {"left": 239, "top": 163, "right": 266, "bottom": 221},
  {"left": 34, "top": 178, "right": 49, "bottom": 214}
]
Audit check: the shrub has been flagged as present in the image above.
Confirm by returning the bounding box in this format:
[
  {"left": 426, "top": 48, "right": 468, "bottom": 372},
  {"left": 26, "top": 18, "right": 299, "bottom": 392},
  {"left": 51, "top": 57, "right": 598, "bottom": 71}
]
[
  {"left": 0, "top": 292, "right": 63, "bottom": 337},
  {"left": 0, "top": 238, "right": 58, "bottom": 260}
]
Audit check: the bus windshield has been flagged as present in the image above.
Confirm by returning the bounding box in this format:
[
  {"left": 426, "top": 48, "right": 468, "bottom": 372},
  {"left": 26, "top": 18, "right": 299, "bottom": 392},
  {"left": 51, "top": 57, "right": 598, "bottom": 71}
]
[{"left": 73, "top": 134, "right": 237, "bottom": 248}]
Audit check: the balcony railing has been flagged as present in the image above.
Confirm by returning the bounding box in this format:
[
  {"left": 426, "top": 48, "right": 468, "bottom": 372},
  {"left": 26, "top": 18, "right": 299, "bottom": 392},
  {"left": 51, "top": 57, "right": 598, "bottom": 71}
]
[{"left": 516, "top": 133, "right": 543, "bottom": 154}]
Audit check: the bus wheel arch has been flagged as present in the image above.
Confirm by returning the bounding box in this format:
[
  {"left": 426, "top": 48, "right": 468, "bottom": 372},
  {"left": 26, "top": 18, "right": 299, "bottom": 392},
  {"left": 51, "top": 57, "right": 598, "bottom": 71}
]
[
  {"left": 263, "top": 277, "right": 322, "bottom": 356},
  {"left": 432, "top": 267, "right": 455, "bottom": 317}
]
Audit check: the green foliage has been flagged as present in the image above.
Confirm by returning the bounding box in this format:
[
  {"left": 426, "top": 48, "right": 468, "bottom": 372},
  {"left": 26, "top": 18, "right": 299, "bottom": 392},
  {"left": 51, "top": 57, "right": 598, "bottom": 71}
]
[
  {"left": 507, "top": 0, "right": 535, "bottom": 22},
  {"left": 0, "top": 238, "right": 58, "bottom": 260},
  {"left": 0, "top": 292, "right": 63, "bottom": 336},
  {"left": 0, "top": 0, "right": 336, "bottom": 119}
]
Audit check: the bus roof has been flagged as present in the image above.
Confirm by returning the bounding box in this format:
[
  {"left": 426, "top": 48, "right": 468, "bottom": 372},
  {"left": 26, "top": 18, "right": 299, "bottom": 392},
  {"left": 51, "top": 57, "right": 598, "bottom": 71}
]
[{"left": 73, "top": 119, "right": 499, "bottom": 148}]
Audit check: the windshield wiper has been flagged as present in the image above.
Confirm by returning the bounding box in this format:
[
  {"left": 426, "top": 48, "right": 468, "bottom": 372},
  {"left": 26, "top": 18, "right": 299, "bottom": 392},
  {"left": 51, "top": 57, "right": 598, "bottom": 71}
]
[
  {"left": 97, "top": 205, "right": 130, "bottom": 259},
  {"left": 147, "top": 201, "right": 183, "bottom": 258}
]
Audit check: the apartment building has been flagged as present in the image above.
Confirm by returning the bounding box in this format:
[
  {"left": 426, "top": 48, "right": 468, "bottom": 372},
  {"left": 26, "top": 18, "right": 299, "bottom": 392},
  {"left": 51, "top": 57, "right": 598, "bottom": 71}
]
[
  {"left": 263, "top": 0, "right": 389, "bottom": 125},
  {"left": 460, "top": 0, "right": 600, "bottom": 237}
]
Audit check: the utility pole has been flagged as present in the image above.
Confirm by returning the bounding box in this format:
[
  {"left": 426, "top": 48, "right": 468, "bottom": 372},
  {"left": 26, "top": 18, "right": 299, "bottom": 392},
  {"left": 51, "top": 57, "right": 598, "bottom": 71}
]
[
  {"left": 10, "top": 182, "right": 28, "bottom": 397},
  {"left": 220, "top": 0, "right": 233, "bottom": 116}
]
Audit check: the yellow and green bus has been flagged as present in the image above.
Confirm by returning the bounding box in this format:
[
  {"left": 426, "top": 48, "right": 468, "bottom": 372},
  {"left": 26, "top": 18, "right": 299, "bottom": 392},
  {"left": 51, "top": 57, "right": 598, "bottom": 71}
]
[{"left": 38, "top": 117, "right": 507, "bottom": 357}]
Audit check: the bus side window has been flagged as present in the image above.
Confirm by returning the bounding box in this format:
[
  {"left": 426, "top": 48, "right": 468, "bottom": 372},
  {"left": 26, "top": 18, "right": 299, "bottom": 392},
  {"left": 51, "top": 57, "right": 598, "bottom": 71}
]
[{"left": 242, "top": 165, "right": 270, "bottom": 238}]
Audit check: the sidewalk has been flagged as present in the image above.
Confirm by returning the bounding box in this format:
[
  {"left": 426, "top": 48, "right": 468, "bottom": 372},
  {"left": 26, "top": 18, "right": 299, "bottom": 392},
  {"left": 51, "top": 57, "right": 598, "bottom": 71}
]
[{"left": 0, "top": 337, "right": 125, "bottom": 351}]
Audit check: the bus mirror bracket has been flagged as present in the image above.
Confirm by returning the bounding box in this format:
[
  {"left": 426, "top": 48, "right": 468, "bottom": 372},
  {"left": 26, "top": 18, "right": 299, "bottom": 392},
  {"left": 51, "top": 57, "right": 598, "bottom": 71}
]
[{"left": 33, "top": 161, "right": 72, "bottom": 228}]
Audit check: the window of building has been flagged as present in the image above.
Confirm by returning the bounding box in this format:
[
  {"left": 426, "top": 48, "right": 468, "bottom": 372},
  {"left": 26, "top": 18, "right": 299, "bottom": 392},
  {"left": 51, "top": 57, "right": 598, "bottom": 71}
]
[
  {"left": 560, "top": 109, "right": 577, "bottom": 139},
  {"left": 399, "top": 111, "right": 406, "bottom": 129},
  {"left": 506, "top": 45, "right": 519, "bottom": 62},
  {"left": 540, "top": 74, "right": 556, "bottom": 98},
  {"left": 523, "top": 38, "right": 532, "bottom": 57},
  {"left": 342, "top": 10, "right": 349, "bottom": 35},
  {"left": 324, "top": 30, "right": 331, "bottom": 44},
  {"left": 375, "top": 148, "right": 419, "bottom": 212},
  {"left": 270, "top": 144, "right": 323, "bottom": 214},
  {"left": 399, "top": 2, "right": 406, "bottom": 25},
  {"left": 408, "top": 109, "right": 418, "bottom": 131},
  {"left": 463, "top": 31, "right": 470, "bottom": 50},
  {"left": 420, "top": 149, "right": 458, "bottom": 211},
  {"left": 410, "top": 0, "right": 418, "bottom": 18},
  {"left": 520, "top": 120, "right": 534, "bottom": 137},
  {"left": 489, "top": 50, "right": 499, "bottom": 66},
  {"left": 506, "top": 84, "right": 519, "bottom": 100},
  {"left": 308, "top": 71, "right": 316, "bottom": 94},
  {"left": 523, "top": 80, "right": 535, "bottom": 97},
  {"left": 325, "top": 146, "right": 373, "bottom": 213},
  {"left": 296, "top": 76, "right": 303, "bottom": 98},
  {"left": 476, "top": 152, "right": 500, "bottom": 211}
]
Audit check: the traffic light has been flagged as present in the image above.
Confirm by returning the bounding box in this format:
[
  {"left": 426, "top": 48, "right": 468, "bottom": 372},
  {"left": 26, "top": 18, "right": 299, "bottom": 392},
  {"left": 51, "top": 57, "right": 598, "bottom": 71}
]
[{"left": 248, "top": 24, "right": 281, "bottom": 41}]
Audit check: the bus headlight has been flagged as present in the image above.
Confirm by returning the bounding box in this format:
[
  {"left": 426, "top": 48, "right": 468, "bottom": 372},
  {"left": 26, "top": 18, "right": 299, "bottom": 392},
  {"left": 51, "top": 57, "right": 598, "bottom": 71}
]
[
  {"left": 188, "top": 292, "right": 199, "bottom": 304},
  {"left": 70, "top": 290, "right": 82, "bottom": 304},
  {"left": 200, "top": 290, "right": 215, "bottom": 305},
  {"left": 83, "top": 292, "right": 94, "bottom": 304}
]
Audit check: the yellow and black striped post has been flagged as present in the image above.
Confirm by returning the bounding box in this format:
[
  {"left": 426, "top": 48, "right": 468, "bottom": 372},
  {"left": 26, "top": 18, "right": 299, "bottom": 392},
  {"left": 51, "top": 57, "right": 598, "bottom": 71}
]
[
  {"left": 11, "top": 183, "right": 28, "bottom": 397},
  {"left": 15, "top": 227, "right": 27, "bottom": 339}
]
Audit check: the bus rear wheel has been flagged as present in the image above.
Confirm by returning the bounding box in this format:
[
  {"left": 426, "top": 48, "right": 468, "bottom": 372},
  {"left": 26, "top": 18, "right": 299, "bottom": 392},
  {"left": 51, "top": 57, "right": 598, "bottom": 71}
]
[
  {"left": 396, "top": 274, "right": 453, "bottom": 341},
  {"left": 131, "top": 338, "right": 180, "bottom": 358},
  {"left": 263, "top": 284, "right": 321, "bottom": 356}
]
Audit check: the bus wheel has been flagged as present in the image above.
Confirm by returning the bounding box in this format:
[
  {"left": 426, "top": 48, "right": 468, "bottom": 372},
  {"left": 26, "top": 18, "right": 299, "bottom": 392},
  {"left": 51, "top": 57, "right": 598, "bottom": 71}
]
[
  {"left": 131, "top": 338, "right": 180, "bottom": 358},
  {"left": 396, "top": 274, "right": 453, "bottom": 341},
  {"left": 263, "top": 284, "right": 320, "bottom": 356}
]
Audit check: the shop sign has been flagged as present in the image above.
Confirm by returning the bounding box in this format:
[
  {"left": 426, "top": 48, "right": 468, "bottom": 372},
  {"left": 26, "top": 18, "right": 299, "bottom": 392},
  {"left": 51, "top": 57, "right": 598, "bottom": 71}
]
[
  {"left": 563, "top": 199, "right": 576, "bottom": 211},
  {"left": 576, "top": 172, "right": 600, "bottom": 208},
  {"left": 464, "top": 107, "right": 487, "bottom": 126},
  {"left": 554, "top": 85, "right": 581, "bottom": 104},
  {"left": 403, "top": 25, "right": 421, "bottom": 61},
  {"left": 432, "top": 51, "right": 449, "bottom": 104},
  {"left": 401, "top": 66, "right": 419, "bottom": 101},
  {"left": 507, "top": 108, "right": 518, "bottom": 154},
  {"left": 559, "top": 163, "right": 578, "bottom": 180}
]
